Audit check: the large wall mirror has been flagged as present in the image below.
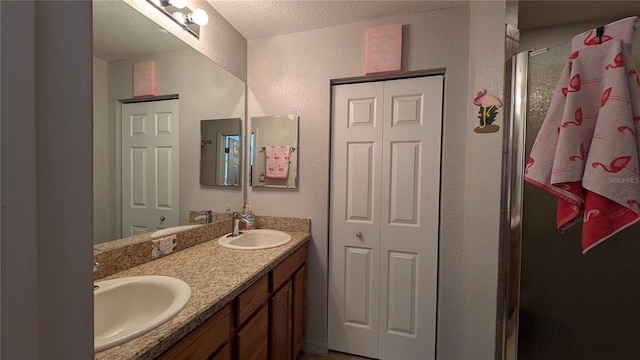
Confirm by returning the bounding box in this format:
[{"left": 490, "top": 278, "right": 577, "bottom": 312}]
[{"left": 92, "top": 0, "right": 245, "bottom": 243}]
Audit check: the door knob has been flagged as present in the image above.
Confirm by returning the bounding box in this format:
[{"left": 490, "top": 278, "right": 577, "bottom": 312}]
[
  {"left": 160, "top": 216, "right": 166, "bottom": 221},
  {"left": 355, "top": 232, "right": 362, "bottom": 239}
]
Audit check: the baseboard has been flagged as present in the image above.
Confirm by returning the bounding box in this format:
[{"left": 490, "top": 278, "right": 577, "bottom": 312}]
[{"left": 302, "top": 340, "right": 328, "bottom": 356}]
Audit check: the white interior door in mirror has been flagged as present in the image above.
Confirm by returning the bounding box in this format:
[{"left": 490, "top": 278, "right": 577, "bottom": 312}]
[
  {"left": 122, "top": 99, "right": 179, "bottom": 237},
  {"left": 251, "top": 115, "right": 299, "bottom": 188}
]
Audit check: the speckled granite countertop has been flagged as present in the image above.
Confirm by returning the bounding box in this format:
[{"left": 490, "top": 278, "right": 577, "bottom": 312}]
[{"left": 94, "top": 231, "right": 310, "bottom": 360}]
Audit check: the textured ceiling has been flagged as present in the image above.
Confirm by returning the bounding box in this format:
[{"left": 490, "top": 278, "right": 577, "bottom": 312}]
[
  {"left": 93, "top": 0, "right": 640, "bottom": 61},
  {"left": 207, "top": 0, "right": 460, "bottom": 40},
  {"left": 518, "top": 1, "right": 640, "bottom": 30},
  {"left": 208, "top": 0, "right": 640, "bottom": 40}
]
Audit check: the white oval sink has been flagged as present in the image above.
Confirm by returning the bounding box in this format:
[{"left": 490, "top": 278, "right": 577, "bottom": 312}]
[
  {"left": 150, "top": 224, "right": 202, "bottom": 239},
  {"left": 94, "top": 275, "right": 191, "bottom": 352},
  {"left": 218, "top": 229, "right": 292, "bottom": 250}
]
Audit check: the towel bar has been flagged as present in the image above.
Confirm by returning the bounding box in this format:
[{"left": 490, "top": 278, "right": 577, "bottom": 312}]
[{"left": 259, "top": 146, "right": 296, "bottom": 152}]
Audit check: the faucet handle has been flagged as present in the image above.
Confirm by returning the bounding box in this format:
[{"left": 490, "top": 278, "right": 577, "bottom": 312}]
[{"left": 93, "top": 248, "right": 103, "bottom": 273}]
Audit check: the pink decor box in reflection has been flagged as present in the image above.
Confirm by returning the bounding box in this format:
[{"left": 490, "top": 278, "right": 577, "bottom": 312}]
[
  {"left": 365, "top": 23, "right": 402, "bottom": 75},
  {"left": 133, "top": 61, "right": 157, "bottom": 97}
]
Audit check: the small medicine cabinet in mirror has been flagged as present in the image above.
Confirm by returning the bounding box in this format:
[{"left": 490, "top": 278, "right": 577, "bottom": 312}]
[
  {"left": 200, "top": 118, "right": 242, "bottom": 186},
  {"left": 250, "top": 115, "right": 299, "bottom": 188}
]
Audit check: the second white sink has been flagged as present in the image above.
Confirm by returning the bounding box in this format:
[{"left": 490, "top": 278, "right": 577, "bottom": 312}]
[
  {"left": 218, "top": 229, "right": 292, "bottom": 250},
  {"left": 94, "top": 275, "right": 191, "bottom": 352},
  {"left": 150, "top": 224, "right": 202, "bottom": 239}
]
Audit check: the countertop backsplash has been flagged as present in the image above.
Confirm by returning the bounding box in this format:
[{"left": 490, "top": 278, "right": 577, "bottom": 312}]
[{"left": 93, "top": 215, "right": 311, "bottom": 280}]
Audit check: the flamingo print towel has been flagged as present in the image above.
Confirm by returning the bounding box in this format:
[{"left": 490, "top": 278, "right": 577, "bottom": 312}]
[
  {"left": 265, "top": 145, "right": 291, "bottom": 179},
  {"left": 525, "top": 16, "right": 640, "bottom": 253}
]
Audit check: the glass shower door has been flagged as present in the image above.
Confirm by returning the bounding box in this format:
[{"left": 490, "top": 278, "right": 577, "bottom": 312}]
[{"left": 518, "top": 44, "right": 640, "bottom": 359}]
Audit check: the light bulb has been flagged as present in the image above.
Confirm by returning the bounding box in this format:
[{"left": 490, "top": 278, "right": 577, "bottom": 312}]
[
  {"left": 190, "top": 8, "right": 209, "bottom": 26},
  {"left": 171, "top": 0, "right": 187, "bottom": 9},
  {"left": 172, "top": 12, "right": 185, "bottom": 24}
]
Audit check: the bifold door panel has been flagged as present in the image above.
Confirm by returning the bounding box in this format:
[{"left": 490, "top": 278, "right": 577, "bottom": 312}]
[{"left": 329, "top": 75, "right": 443, "bottom": 359}]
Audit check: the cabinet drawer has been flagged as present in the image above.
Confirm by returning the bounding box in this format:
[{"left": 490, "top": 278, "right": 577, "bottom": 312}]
[
  {"left": 235, "top": 304, "right": 268, "bottom": 360},
  {"left": 158, "top": 304, "right": 230, "bottom": 360},
  {"left": 272, "top": 243, "right": 307, "bottom": 291},
  {"left": 236, "top": 274, "right": 269, "bottom": 327}
]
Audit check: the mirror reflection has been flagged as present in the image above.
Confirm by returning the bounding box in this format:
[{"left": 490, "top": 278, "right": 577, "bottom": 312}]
[
  {"left": 200, "top": 118, "right": 242, "bottom": 186},
  {"left": 250, "top": 115, "right": 299, "bottom": 188},
  {"left": 92, "top": 0, "right": 245, "bottom": 244}
]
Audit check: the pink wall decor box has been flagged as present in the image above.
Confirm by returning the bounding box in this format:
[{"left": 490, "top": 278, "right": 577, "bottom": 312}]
[
  {"left": 364, "top": 24, "right": 402, "bottom": 75},
  {"left": 133, "top": 61, "right": 157, "bottom": 97}
]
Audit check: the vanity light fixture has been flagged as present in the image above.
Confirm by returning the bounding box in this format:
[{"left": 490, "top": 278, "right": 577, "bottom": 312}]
[
  {"left": 173, "top": 9, "right": 209, "bottom": 26},
  {"left": 147, "top": 0, "right": 208, "bottom": 39},
  {"left": 187, "top": 9, "right": 209, "bottom": 26},
  {"left": 155, "top": 0, "right": 186, "bottom": 9}
]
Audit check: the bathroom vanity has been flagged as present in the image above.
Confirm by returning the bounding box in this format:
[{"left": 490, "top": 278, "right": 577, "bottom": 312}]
[
  {"left": 93, "top": 218, "right": 310, "bottom": 360},
  {"left": 158, "top": 244, "right": 308, "bottom": 360}
]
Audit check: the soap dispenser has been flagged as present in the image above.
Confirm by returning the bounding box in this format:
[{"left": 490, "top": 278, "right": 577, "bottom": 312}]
[{"left": 243, "top": 204, "right": 255, "bottom": 230}]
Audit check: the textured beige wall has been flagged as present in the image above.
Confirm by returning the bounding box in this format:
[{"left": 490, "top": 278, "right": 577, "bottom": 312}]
[
  {"left": 463, "top": 2, "right": 507, "bottom": 359},
  {"left": 245, "top": 4, "right": 503, "bottom": 357},
  {"left": 1, "top": 1, "right": 94, "bottom": 358},
  {"left": 1, "top": 2, "right": 39, "bottom": 358}
]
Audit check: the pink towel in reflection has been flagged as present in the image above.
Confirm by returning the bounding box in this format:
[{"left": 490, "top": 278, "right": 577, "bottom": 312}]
[
  {"left": 525, "top": 17, "right": 640, "bottom": 253},
  {"left": 265, "top": 145, "right": 291, "bottom": 179}
]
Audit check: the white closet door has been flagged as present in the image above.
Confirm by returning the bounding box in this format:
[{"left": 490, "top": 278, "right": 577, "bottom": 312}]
[
  {"left": 122, "top": 99, "right": 179, "bottom": 237},
  {"left": 329, "top": 76, "right": 443, "bottom": 359},
  {"left": 378, "top": 76, "right": 442, "bottom": 359},
  {"left": 329, "top": 81, "right": 384, "bottom": 359}
]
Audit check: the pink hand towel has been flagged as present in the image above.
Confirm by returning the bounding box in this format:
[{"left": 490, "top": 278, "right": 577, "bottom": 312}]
[
  {"left": 265, "top": 145, "right": 291, "bottom": 179},
  {"left": 525, "top": 16, "right": 640, "bottom": 253}
]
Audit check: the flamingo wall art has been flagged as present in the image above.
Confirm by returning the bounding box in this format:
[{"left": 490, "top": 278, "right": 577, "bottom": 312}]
[{"left": 473, "top": 88, "right": 503, "bottom": 133}]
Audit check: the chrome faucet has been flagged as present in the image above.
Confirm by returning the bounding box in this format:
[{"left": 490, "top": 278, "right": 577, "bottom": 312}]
[
  {"left": 93, "top": 248, "right": 102, "bottom": 273},
  {"left": 93, "top": 248, "right": 102, "bottom": 290},
  {"left": 230, "top": 212, "right": 251, "bottom": 237},
  {"left": 194, "top": 210, "right": 213, "bottom": 223}
]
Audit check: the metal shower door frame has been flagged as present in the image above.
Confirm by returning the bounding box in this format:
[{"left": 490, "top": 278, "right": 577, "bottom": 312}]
[{"left": 496, "top": 49, "right": 531, "bottom": 360}]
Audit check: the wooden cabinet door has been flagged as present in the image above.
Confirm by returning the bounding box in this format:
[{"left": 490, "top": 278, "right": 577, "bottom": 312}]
[
  {"left": 236, "top": 305, "right": 268, "bottom": 360},
  {"left": 272, "top": 244, "right": 307, "bottom": 291},
  {"left": 292, "top": 264, "right": 307, "bottom": 359},
  {"left": 210, "top": 343, "right": 231, "bottom": 360},
  {"left": 236, "top": 275, "right": 269, "bottom": 327},
  {"left": 270, "top": 280, "right": 292, "bottom": 360},
  {"left": 157, "top": 304, "right": 230, "bottom": 360}
]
